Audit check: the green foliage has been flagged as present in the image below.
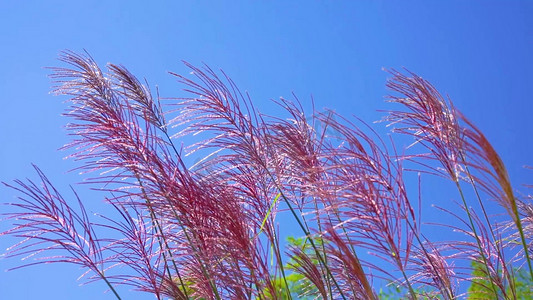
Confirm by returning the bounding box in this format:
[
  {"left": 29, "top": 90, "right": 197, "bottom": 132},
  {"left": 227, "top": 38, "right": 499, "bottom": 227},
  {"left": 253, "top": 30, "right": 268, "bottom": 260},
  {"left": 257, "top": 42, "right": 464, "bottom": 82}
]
[
  {"left": 378, "top": 284, "right": 406, "bottom": 300},
  {"left": 468, "top": 259, "right": 533, "bottom": 299},
  {"left": 262, "top": 274, "right": 313, "bottom": 300},
  {"left": 377, "top": 282, "right": 444, "bottom": 300},
  {"left": 263, "top": 236, "right": 323, "bottom": 299}
]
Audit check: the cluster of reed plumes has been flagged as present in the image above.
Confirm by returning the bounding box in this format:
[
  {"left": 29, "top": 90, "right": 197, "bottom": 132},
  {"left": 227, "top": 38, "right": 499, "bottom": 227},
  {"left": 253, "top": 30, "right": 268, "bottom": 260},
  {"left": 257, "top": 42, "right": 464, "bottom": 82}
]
[{"left": 2, "top": 51, "right": 532, "bottom": 299}]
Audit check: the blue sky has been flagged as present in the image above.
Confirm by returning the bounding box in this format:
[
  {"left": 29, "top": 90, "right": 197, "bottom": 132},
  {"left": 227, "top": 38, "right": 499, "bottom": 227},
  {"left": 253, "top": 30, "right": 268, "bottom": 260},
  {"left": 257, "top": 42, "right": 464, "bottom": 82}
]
[{"left": 1, "top": 1, "right": 532, "bottom": 299}]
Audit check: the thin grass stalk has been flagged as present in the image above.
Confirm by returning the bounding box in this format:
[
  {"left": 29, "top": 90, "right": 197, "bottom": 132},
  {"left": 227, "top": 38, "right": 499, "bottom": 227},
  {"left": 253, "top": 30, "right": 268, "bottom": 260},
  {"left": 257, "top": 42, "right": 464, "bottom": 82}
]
[
  {"left": 264, "top": 117, "right": 355, "bottom": 299},
  {"left": 132, "top": 172, "right": 189, "bottom": 298},
  {"left": 298, "top": 206, "right": 335, "bottom": 300},
  {"left": 513, "top": 207, "right": 533, "bottom": 280},
  {"left": 406, "top": 219, "right": 455, "bottom": 299},
  {"left": 311, "top": 198, "right": 335, "bottom": 300},
  {"left": 98, "top": 270, "right": 123, "bottom": 300},
  {"left": 253, "top": 192, "right": 292, "bottom": 299},
  {"left": 454, "top": 181, "right": 501, "bottom": 297},
  {"left": 462, "top": 117, "right": 533, "bottom": 282},
  {"left": 317, "top": 115, "right": 417, "bottom": 299},
  {"left": 285, "top": 187, "right": 333, "bottom": 299},
  {"left": 270, "top": 221, "right": 293, "bottom": 299},
  {"left": 269, "top": 102, "right": 337, "bottom": 299},
  {"left": 459, "top": 162, "right": 518, "bottom": 298},
  {"left": 397, "top": 261, "right": 418, "bottom": 299},
  {"left": 275, "top": 188, "right": 348, "bottom": 300},
  {"left": 162, "top": 195, "right": 222, "bottom": 300}
]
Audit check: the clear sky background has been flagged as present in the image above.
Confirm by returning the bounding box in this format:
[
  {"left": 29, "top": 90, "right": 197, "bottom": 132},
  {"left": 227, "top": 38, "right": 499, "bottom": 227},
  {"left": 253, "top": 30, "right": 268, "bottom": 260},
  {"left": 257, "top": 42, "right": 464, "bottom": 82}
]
[{"left": 1, "top": 1, "right": 532, "bottom": 299}]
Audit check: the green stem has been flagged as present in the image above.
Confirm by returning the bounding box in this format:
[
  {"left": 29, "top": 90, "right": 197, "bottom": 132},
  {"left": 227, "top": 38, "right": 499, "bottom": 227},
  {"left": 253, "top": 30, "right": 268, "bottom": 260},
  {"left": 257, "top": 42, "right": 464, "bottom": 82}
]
[
  {"left": 311, "top": 197, "right": 335, "bottom": 300},
  {"left": 455, "top": 181, "right": 501, "bottom": 297},
  {"left": 276, "top": 188, "right": 348, "bottom": 300},
  {"left": 98, "top": 270, "right": 122, "bottom": 300},
  {"left": 513, "top": 208, "right": 533, "bottom": 282},
  {"left": 406, "top": 220, "right": 455, "bottom": 300},
  {"left": 270, "top": 223, "right": 293, "bottom": 300},
  {"left": 461, "top": 163, "right": 518, "bottom": 298}
]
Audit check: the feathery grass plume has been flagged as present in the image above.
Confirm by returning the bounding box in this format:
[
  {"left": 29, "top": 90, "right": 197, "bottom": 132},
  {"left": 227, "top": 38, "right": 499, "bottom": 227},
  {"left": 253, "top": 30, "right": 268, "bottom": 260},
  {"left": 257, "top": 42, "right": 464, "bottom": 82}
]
[
  {"left": 311, "top": 111, "right": 419, "bottom": 297},
  {"left": 432, "top": 203, "right": 516, "bottom": 299},
  {"left": 264, "top": 99, "right": 416, "bottom": 297},
  {"left": 460, "top": 116, "right": 533, "bottom": 279},
  {"left": 95, "top": 201, "right": 181, "bottom": 300},
  {"left": 386, "top": 69, "right": 532, "bottom": 285},
  {"left": 501, "top": 195, "right": 533, "bottom": 271},
  {"left": 287, "top": 245, "right": 329, "bottom": 299},
  {"left": 517, "top": 196, "right": 533, "bottom": 257},
  {"left": 49, "top": 51, "right": 211, "bottom": 298},
  {"left": 460, "top": 116, "right": 516, "bottom": 221},
  {"left": 385, "top": 69, "right": 498, "bottom": 294},
  {"left": 408, "top": 240, "right": 457, "bottom": 299},
  {"left": 3, "top": 51, "right": 531, "bottom": 299},
  {"left": 168, "top": 63, "right": 296, "bottom": 297},
  {"left": 385, "top": 69, "right": 463, "bottom": 182},
  {"left": 168, "top": 64, "right": 349, "bottom": 298},
  {"left": 167, "top": 62, "right": 277, "bottom": 241},
  {"left": 324, "top": 228, "right": 378, "bottom": 299},
  {"left": 108, "top": 64, "right": 166, "bottom": 129},
  {"left": 1, "top": 165, "right": 122, "bottom": 299},
  {"left": 49, "top": 51, "right": 276, "bottom": 298}
]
